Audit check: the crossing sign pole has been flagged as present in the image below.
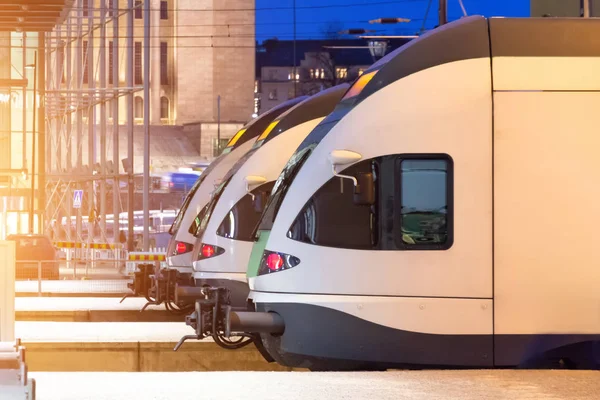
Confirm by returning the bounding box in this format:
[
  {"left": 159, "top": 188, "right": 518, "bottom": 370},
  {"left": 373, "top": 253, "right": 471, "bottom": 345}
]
[{"left": 73, "top": 190, "right": 83, "bottom": 209}]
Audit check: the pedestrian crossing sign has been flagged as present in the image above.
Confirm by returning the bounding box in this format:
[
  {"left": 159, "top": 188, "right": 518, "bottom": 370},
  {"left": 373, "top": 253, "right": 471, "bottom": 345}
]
[{"left": 73, "top": 190, "right": 83, "bottom": 209}]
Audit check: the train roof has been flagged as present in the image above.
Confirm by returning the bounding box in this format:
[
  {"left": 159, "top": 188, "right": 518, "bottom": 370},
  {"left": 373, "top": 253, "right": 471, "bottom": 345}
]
[
  {"left": 354, "top": 15, "right": 600, "bottom": 105},
  {"left": 255, "top": 83, "right": 351, "bottom": 147},
  {"left": 224, "top": 95, "right": 308, "bottom": 151}
]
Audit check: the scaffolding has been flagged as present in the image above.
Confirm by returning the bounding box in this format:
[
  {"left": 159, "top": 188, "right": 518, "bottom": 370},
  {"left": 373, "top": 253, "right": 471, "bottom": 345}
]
[{"left": 44, "top": 0, "right": 151, "bottom": 251}]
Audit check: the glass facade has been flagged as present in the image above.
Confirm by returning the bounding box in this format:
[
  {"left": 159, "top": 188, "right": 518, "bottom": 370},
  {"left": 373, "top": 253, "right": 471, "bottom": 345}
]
[{"left": 0, "top": 32, "right": 42, "bottom": 238}]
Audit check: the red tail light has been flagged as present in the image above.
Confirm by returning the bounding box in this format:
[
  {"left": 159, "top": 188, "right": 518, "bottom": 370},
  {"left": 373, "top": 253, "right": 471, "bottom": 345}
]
[
  {"left": 259, "top": 250, "right": 300, "bottom": 276},
  {"left": 266, "top": 253, "right": 284, "bottom": 271},
  {"left": 202, "top": 244, "right": 215, "bottom": 258},
  {"left": 196, "top": 243, "right": 225, "bottom": 260},
  {"left": 172, "top": 241, "right": 193, "bottom": 256}
]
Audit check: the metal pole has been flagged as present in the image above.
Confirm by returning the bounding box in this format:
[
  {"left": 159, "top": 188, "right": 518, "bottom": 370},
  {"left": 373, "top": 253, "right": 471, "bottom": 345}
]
[
  {"left": 439, "top": 0, "right": 448, "bottom": 26},
  {"left": 66, "top": 16, "right": 72, "bottom": 174},
  {"left": 217, "top": 95, "right": 220, "bottom": 154},
  {"left": 29, "top": 51, "right": 37, "bottom": 234},
  {"left": 22, "top": 33, "right": 26, "bottom": 170},
  {"left": 143, "top": 0, "right": 150, "bottom": 251},
  {"left": 127, "top": 0, "right": 134, "bottom": 251},
  {"left": 582, "top": 0, "right": 591, "bottom": 17},
  {"left": 88, "top": 0, "right": 96, "bottom": 243},
  {"left": 113, "top": 0, "right": 120, "bottom": 247},
  {"left": 292, "top": 0, "right": 296, "bottom": 97},
  {"left": 100, "top": 0, "right": 107, "bottom": 240},
  {"left": 76, "top": 0, "right": 83, "bottom": 245}
]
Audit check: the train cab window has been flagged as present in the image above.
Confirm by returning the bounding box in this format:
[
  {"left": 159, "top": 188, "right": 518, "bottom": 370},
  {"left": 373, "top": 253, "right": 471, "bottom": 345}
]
[
  {"left": 288, "top": 159, "right": 378, "bottom": 249},
  {"left": 396, "top": 156, "right": 453, "bottom": 250},
  {"left": 217, "top": 181, "right": 275, "bottom": 241}
]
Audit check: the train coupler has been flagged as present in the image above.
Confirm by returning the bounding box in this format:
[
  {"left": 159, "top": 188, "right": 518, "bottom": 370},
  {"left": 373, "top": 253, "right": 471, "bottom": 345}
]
[{"left": 174, "top": 286, "right": 284, "bottom": 351}]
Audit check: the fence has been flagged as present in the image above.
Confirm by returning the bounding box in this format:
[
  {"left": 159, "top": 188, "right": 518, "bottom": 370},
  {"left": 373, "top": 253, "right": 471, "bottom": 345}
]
[{"left": 14, "top": 242, "right": 168, "bottom": 296}]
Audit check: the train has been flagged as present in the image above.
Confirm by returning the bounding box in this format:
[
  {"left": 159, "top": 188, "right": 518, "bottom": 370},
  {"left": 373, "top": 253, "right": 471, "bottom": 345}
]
[
  {"left": 126, "top": 96, "right": 307, "bottom": 311},
  {"left": 174, "top": 16, "right": 600, "bottom": 371},
  {"left": 183, "top": 84, "right": 350, "bottom": 308}
]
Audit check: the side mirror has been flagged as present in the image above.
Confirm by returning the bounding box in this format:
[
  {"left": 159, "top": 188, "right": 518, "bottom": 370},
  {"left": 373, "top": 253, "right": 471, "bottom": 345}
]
[
  {"left": 328, "top": 150, "right": 362, "bottom": 169},
  {"left": 353, "top": 172, "right": 375, "bottom": 205}
]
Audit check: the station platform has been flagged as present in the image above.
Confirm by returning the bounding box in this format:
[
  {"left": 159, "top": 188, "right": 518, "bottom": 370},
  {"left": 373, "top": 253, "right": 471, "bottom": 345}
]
[
  {"left": 15, "top": 297, "right": 180, "bottom": 322},
  {"left": 15, "top": 280, "right": 131, "bottom": 297},
  {"left": 28, "top": 370, "right": 600, "bottom": 400},
  {"left": 15, "top": 321, "right": 292, "bottom": 372}
]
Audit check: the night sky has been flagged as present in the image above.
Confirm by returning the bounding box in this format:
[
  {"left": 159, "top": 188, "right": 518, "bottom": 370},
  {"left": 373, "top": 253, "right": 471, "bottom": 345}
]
[{"left": 256, "top": 0, "right": 530, "bottom": 42}]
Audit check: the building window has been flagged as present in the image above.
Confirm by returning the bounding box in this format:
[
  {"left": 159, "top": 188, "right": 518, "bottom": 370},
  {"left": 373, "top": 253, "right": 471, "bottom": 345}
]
[
  {"left": 134, "top": 96, "right": 143, "bottom": 119},
  {"left": 134, "top": 41, "right": 143, "bottom": 84},
  {"left": 254, "top": 80, "right": 259, "bottom": 93},
  {"left": 311, "top": 68, "right": 324, "bottom": 80},
  {"left": 287, "top": 88, "right": 294, "bottom": 99},
  {"left": 287, "top": 72, "right": 299, "bottom": 81},
  {"left": 336, "top": 67, "right": 348, "bottom": 79},
  {"left": 134, "top": 0, "right": 142, "bottom": 19},
  {"left": 160, "top": 42, "right": 168, "bottom": 84},
  {"left": 83, "top": 41, "right": 89, "bottom": 84},
  {"left": 268, "top": 89, "right": 277, "bottom": 100},
  {"left": 160, "top": 1, "right": 168, "bottom": 19},
  {"left": 83, "top": 1, "right": 89, "bottom": 17},
  {"left": 160, "top": 96, "right": 169, "bottom": 119},
  {"left": 397, "top": 157, "right": 453, "bottom": 249},
  {"left": 213, "top": 138, "right": 229, "bottom": 157},
  {"left": 108, "top": 41, "right": 113, "bottom": 84},
  {"left": 108, "top": 0, "right": 114, "bottom": 16}
]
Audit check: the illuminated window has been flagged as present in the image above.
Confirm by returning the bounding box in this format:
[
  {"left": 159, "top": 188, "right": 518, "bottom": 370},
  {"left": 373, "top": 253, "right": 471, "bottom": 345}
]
[
  {"left": 268, "top": 89, "right": 277, "bottom": 100},
  {"left": 358, "top": 68, "right": 365, "bottom": 76},
  {"left": 336, "top": 67, "right": 348, "bottom": 79}
]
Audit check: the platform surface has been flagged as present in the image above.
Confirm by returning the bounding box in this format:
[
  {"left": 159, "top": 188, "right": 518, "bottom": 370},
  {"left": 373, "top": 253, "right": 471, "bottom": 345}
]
[
  {"left": 15, "top": 321, "right": 193, "bottom": 342},
  {"left": 15, "top": 297, "right": 161, "bottom": 312},
  {"left": 29, "top": 370, "right": 600, "bottom": 400}
]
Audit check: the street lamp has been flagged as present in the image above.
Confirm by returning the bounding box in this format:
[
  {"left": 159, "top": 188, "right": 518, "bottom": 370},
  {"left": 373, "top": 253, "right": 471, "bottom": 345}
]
[{"left": 25, "top": 51, "right": 37, "bottom": 234}]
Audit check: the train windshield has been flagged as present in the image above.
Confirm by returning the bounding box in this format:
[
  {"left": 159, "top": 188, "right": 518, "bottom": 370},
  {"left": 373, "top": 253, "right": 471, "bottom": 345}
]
[
  {"left": 168, "top": 155, "right": 225, "bottom": 235},
  {"left": 190, "top": 176, "right": 232, "bottom": 238}
]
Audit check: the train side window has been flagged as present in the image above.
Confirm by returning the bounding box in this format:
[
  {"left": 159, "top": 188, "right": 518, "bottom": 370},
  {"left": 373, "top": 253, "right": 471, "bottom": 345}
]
[
  {"left": 217, "top": 181, "right": 275, "bottom": 241},
  {"left": 396, "top": 155, "right": 453, "bottom": 250},
  {"left": 287, "top": 159, "right": 378, "bottom": 249}
]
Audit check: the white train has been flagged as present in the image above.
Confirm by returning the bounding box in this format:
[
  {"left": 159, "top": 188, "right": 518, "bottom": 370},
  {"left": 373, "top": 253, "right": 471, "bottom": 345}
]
[
  {"left": 128, "top": 97, "right": 306, "bottom": 309},
  {"left": 185, "top": 85, "right": 349, "bottom": 308},
  {"left": 178, "top": 16, "right": 600, "bottom": 370}
]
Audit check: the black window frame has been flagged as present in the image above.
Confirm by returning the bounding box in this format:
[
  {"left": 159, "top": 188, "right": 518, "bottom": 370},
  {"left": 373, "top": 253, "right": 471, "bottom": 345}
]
[{"left": 394, "top": 153, "right": 454, "bottom": 251}]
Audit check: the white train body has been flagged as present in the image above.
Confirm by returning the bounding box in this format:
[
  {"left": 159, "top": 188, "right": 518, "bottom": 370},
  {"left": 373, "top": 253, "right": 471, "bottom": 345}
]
[
  {"left": 165, "top": 98, "right": 306, "bottom": 271},
  {"left": 190, "top": 86, "right": 349, "bottom": 306},
  {"left": 248, "top": 16, "right": 600, "bottom": 369}
]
